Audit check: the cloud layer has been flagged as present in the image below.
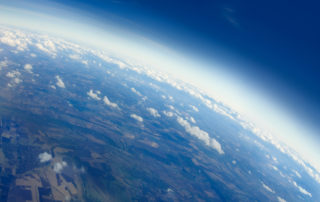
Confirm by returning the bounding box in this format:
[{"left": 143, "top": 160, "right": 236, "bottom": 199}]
[{"left": 177, "top": 116, "right": 224, "bottom": 154}]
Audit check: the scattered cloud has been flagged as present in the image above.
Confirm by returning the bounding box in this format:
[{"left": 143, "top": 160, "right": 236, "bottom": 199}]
[
  {"left": 55, "top": 75, "right": 65, "bottom": 88},
  {"left": 24, "top": 64, "right": 33, "bottom": 73},
  {"left": 131, "top": 87, "right": 142, "bottom": 96},
  {"left": 6, "top": 70, "right": 21, "bottom": 78},
  {"left": 140, "top": 139, "right": 159, "bottom": 148},
  {"left": 131, "top": 114, "right": 143, "bottom": 122},
  {"left": 6, "top": 70, "right": 22, "bottom": 85},
  {"left": 292, "top": 181, "right": 312, "bottom": 197},
  {"left": 191, "top": 105, "right": 199, "bottom": 112},
  {"left": 177, "top": 116, "right": 224, "bottom": 154},
  {"left": 147, "top": 107, "right": 160, "bottom": 118},
  {"left": 189, "top": 116, "right": 196, "bottom": 124},
  {"left": 270, "top": 165, "right": 278, "bottom": 171},
  {"left": 293, "top": 170, "right": 302, "bottom": 178},
  {"left": 35, "top": 39, "right": 57, "bottom": 57},
  {"left": 38, "top": 152, "right": 52, "bottom": 163},
  {"left": 163, "top": 111, "right": 174, "bottom": 117},
  {"left": 87, "top": 89, "right": 101, "bottom": 100},
  {"left": 277, "top": 196, "right": 286, "bottom": 202},
  {"left": 69, "top": 54, "right": 81, "bottom": 60},
  {"left": 232, "top": 160, "right": 237, "bottom": 165},
  {"left": 103, "top": 96, "right": 119, "bottom": 109},
  {"left": 53, "top": 161, "right": 67, "bottom": 173},
  {"left": 0, "top": 59, "right": 8, "bottom": 70},
  {"left": 262, "top": 182, "right": 275, "bottom": 193}
]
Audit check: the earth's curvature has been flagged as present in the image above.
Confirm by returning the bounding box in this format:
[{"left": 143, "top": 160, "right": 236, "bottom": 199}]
[{"left": 0, "top": 26, "right": 319, "bottom": 202}]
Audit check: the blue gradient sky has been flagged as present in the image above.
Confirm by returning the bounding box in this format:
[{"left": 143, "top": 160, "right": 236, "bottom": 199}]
[{"left": 0, "top": 0, "right": 319, "bottom": 167}]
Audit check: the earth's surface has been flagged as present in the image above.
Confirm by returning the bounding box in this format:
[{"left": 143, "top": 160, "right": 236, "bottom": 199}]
[{"left": 0, "top": 26, "right": 319, "bottom": 202}]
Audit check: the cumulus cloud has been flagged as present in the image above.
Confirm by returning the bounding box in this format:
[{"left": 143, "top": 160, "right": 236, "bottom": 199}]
[
  {"left": 293, "top": 170, "right": 302, "bottom": 178},
  {"left": 35, "top": 39, "right": 57, "bottom": 57},
  {"left": 6, "top": 70, "right": 21, "bottom": 78},
  {"left": 69, "top": 54, "right": 81, "bottom": 60},
  {"left": 163, "top": 111, "right": 174, "bottom": 117},
  {"left": 277, "top": 196, "right": 286, "bottom": 202},
  {"left": 103, "top": 96, "right": 119, "bottom": 109},
  {"left": 147, "top": 107, "right": 160, "bottom": 118},
  {"left": 213, "top": 104, "right": 235, "bottom": 120},
  {"left": 0, "top": 59, "right": 8, "bottom": 70},
  {"left": 191, "top": 105, "right": 199, "bottom": 112},
  {"left": 38, "top": 152, "right": 52, "bottom": 163},
  {"left": 55, "top": 75, "right": 65, "bottom": 88},
  {"left": 6, "top": 70, "right": 22, "bottom": 85},
  {"left": 131, "top": 114, "right": 143, "bottom": 122},
  {"left": 131, "top": 87, "right": 142, "bottom": 96},
  {"left": 0, "top": 30, "right": 30, "bottom": 51},
  {"left": 53, "top": 161, "right": 67, "bottom": 173},
  {"left": 177, "top": 116, "right": 224, "bottom": 154},
  {"left": 87, "top": 89, "right": 101, "bottom": 100},
  {"left": 262, "top": 182, "right": 275, "bottom": 193},
  {"left": 292, "top": 181, "right": 312, "bottom": 197},
  {"left": 189, "top": 116, "right": 196, "bottom": 124},
  {"left": 24, "top": 64, "right": 33, "bottom": 73}
]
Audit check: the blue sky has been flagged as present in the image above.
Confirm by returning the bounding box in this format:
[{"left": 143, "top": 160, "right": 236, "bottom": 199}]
[{"left": 0, "top": 0, "right": 319, "bottom": 167}]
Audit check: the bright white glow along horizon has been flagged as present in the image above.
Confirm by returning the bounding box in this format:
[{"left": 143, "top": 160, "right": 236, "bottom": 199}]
[{"left": 0, "top": 3, "right": 319, "bottom": 170}]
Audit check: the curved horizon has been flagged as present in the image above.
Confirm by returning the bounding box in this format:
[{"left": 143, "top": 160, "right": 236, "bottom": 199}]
[{"left": 0, "top": 0, "right": 319, "bottom": 171}]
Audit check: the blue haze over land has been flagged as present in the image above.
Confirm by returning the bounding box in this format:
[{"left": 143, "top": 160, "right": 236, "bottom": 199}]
[{"left": 0, "top": 0, "right": 319, "bottom": 201}]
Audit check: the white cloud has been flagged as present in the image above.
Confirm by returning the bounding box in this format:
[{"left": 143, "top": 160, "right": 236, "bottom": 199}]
[
  {"left": 147, "top": 107, "right": 160, "bottom": 118},
  {"left": 103, "top": 96, "right": 119, "bottom": 109},
  {"left": 163, "top": 111, "right": 174, "bottom": 117},
  {"left": 232, "top": 160, "right": 237, "bottom": 165},
  {"left": 177, "top": 116, "right": 224, "bottom": 154},
  {"left": 69, "top": 54, "right": 81, "bottom": 60},
  {"left": 277, "top": 196, "right": 286, "bottom": 202},
  {"left": 0, "top": 30, "right": 30, "bottom": 51},
  {"left": 213, "top": 104, "right": 235, "bottom": 120},
  {"left": 292, "top": 181, "right": 312, "bottom": 197},
  {"left": 6, "top": 70, "right": 21, "bottom": 78},
  {"left": 38, "top": 152, "right": 52, "bottom": 163},
  {"left": 53, "top": 161, "right": 67, "bottom": 173},
  {"left": 262, "top": 182, "right": 275, "bottom": 193},
  {"left": 82, "top": 60, "right": 88, "bottom": 65},
  {"left": 87, "top": 89, "right": 101, "bottom": 100},
  {"left": 131, "top": 114, "right": 143, "bottom": 122},
  {"left": 191, "top": 105, "right": 199, "bottom": 112},
  {"left": 24, "top": 64, "right": 33, "bottom": 73},
  {"left": 30, "top": 53, "right": 37, "bottom": 57},
  {"left": 6, "top": 70, "right": 22, "bottom": 85},
  {"left": 55, "top": 75, "right": 65, "bottom": 88},
  {"left": 13, "top": 78, "right": 22, "bottom": 84},
  {"left": 189, "top": 116, "right": 196, "bottom": 124},
  {"left": 0, "top": 59, "right": 8, "bottom": 70},
  {"left": 50, "top": 85, "right": 56, "bottom": 89},
  {"left": 35, "top": 39, "right": 57, "bottom": 57},
  {"left": 293, "top": 170, "right": 302, "bottom": 178},
  {"left": 271, "top": 165, "right": 278, "bottom": 171},
  {"left": 131, "top": 87, "right": 142, "bottom": 96}
]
